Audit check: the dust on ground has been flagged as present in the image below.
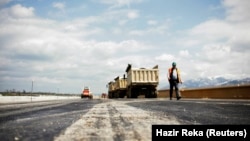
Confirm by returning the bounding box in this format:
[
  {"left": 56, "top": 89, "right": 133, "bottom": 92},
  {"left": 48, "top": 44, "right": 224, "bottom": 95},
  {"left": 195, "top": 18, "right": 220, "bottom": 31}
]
[{"left": 55, "top": 100, "right": 180, "bottom": 141}]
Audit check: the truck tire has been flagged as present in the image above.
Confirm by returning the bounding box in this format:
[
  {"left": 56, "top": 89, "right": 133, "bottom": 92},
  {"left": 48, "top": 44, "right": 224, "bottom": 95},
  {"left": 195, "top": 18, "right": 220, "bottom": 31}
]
[{"left": 127, "top": 86, "right": 131, "bottom": 98}]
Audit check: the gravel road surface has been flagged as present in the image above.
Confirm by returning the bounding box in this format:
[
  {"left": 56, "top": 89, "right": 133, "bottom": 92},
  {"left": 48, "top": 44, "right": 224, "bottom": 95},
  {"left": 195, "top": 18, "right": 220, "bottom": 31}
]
[{"left": 0, "top": 98, "right": 249, "bottom": 141}]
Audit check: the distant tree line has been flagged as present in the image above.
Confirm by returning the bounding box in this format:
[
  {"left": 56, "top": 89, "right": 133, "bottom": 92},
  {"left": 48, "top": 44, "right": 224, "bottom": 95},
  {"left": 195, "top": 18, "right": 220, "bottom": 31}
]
[{"left": 0, "top": 89, "right": 79, "bottom": 97}]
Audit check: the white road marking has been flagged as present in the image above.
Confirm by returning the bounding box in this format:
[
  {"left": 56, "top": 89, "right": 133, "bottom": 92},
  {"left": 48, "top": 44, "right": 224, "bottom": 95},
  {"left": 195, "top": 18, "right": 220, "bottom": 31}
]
[{"left": 55, "top": 100, "right": 180, "bottom": 141}]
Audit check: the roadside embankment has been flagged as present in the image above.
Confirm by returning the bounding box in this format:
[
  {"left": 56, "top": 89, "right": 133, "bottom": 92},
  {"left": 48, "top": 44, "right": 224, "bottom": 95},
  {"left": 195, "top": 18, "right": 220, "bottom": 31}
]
[{"left": 158, "top": 85, "right": 250, "bottom": 99}]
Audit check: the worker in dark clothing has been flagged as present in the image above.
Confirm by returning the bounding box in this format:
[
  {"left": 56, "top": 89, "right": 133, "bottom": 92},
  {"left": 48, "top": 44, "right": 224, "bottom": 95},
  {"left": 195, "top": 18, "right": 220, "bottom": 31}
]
[{"left": 168, "top": 62, "right": 182, "bottom": 100}]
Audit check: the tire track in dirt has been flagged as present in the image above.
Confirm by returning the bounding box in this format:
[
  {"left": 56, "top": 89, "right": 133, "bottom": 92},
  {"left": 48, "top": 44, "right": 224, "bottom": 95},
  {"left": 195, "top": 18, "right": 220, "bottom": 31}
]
[
  {"left": 55, "top": 100, "right": 180, "bottom": 141},
  {"left": 107, "top": 103, "right": 142, "bottom": 141},
  {"left": 55, "top": 101, "right": 113, "bottom": 141}
]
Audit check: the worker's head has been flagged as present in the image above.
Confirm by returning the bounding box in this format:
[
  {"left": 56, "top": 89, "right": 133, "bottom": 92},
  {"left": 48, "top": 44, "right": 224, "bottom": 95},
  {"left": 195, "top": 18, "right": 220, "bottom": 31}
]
[{"left": 172, "top": 62, "right": 176, "bottom": 68}]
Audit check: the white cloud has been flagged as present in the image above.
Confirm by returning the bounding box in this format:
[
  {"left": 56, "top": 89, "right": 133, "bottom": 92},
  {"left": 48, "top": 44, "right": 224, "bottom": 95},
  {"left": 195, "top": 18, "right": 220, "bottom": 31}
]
[
  {"left": 0, "top": 4, "right": 151, "bottom": 93},
  {"left": 31, "top": 76, "right": 62, "bottom": 84},
  {"left": 118, "top": 20, "right": 127, "bottom": 25},
  {"left": 201, "top": 44, "right": 231, "bottom": 62},
  {"left": 0, "top": 0, "right": 11, "bottom": 6},
  {"left": 97, "top": 0, "right": 143, "bottom": 9},
  {"left": 222, "top": 0, "right": 250, "bottom": 22},
  {"left": 171, "top": 0, "right": 250, "bottom": 80},
  {"left": 1, "top": 4, "right": 34, "bottom": 18},
  {"left": 52, "top": 2, "right": 65, "bottom": 10},
  {"left": 188, "top": 19, "right": 233, "bottom": 42},
  {"left": 178, "top": 1, "right": 250, "bottom": 51},
  {"left": 1, "top": 0, "right": 250, "bottom": 93},
  {"left": 127, "top": 10, "right": 139, "bottom": 19},
  {"left": 129, "top": 23, "right": 169, "bottom": 36},
  {"left": 155, "top": 54, "right": 174, "bottom": 61},
  {"left": 179, "top": 50, "right": 190, "bottom": 58},
  {"left": 147, "top": 20, "right": 158, "bottom": 25},
  {"left": 101, "top": 9, "right": 140, "bottom": 22}
]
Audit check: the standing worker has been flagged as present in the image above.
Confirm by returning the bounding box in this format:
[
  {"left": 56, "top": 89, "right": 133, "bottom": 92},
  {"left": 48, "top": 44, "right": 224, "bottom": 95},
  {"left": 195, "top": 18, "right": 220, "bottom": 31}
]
[{"left": 168, "top": 62, "right": 182, "bottom": 100}]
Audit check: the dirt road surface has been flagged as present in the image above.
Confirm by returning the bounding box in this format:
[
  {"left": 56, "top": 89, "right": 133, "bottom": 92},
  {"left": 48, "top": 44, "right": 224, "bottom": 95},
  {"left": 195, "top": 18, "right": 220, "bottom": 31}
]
[
  {"left": 55, "top": 100, "right": 179, "bottom": 141},
  {"left": 0, "top": 98, "right": 249, "bottom": 141}
]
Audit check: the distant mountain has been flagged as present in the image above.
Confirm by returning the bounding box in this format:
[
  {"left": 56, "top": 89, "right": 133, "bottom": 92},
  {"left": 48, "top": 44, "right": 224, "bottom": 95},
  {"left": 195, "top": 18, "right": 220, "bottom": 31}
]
[{"left": 159, "top": 77, "right": 250, "bottom": 90}]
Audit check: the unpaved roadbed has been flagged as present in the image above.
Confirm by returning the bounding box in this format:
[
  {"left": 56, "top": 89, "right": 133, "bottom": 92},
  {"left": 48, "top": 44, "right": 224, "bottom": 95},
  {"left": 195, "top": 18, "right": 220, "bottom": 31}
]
[
  {"left": 1, "top": 99, "right": 249, "bottom": 141},
  {"left": 55, "top": 100, "right": 180, "bottom": 141}
]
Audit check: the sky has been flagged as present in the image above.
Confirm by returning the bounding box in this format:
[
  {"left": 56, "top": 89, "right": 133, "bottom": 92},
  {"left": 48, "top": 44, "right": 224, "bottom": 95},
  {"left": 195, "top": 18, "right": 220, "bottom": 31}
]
[{"left": 0, "top": 0, "right": 250, "bottom": 94}]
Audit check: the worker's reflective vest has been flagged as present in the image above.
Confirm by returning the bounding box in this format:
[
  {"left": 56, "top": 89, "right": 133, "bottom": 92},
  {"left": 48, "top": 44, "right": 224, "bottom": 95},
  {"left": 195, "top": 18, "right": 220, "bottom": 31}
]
[{"left": 168, "top": 68, "right": 181, "bottom": 83}]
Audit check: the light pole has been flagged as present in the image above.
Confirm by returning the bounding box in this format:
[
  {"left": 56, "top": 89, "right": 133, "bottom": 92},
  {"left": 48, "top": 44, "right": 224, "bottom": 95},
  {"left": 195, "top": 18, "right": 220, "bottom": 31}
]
[
  {"left": 31, "top": 80, "right": 33, "bottom": 102},
  {"left": 31, "top": 81, "right": 33, "bottom": 93}
]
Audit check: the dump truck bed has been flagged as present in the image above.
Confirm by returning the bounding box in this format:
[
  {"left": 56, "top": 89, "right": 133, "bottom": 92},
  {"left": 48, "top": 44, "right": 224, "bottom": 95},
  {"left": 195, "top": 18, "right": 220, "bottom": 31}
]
[
  {"left": 114, "top": 77, "right": 127, "bottom": 90},
  {"left": 126, "top": 65, "right": 159, "bottom": 86}
]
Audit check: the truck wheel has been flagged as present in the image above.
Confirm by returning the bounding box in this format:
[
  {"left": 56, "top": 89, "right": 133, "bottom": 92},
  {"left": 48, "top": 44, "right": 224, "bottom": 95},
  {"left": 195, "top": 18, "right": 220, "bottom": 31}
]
[{"left": 127, "top": 86, "right": 131, "bottom": 98}]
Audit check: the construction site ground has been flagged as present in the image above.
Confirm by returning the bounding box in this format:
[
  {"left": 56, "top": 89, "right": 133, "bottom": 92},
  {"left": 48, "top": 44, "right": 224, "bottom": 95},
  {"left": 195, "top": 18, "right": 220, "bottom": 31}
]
[{"left": 0, "top": 98, "right": 249, "bottom": 141}]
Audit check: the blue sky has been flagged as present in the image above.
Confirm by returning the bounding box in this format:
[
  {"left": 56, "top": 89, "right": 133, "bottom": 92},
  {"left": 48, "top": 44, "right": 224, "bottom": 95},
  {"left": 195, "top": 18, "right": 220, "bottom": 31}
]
[{"left": 0, "top": 0, "right": 249, "bottom": 94}]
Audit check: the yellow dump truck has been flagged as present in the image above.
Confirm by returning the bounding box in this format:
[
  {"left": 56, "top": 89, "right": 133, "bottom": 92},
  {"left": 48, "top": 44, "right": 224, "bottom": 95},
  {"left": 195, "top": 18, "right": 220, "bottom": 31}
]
[
  {"left": 113, "top": 76, "right": 127, "bottom": 98},
  {"left": 108, "top": 81, "right": 115, "bottom": 98},
  {"left": 107, "top": 76, "right": 127, "bottom": 98},
  {"left": 125, "top": 64, "right": 159, "bottom": 98}
]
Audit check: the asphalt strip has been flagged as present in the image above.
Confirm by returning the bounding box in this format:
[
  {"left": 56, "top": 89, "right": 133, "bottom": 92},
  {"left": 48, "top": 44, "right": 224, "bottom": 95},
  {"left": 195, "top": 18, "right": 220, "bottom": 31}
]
[{"left": 54, "top": 100, "right": 180, "bottom": 141}]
